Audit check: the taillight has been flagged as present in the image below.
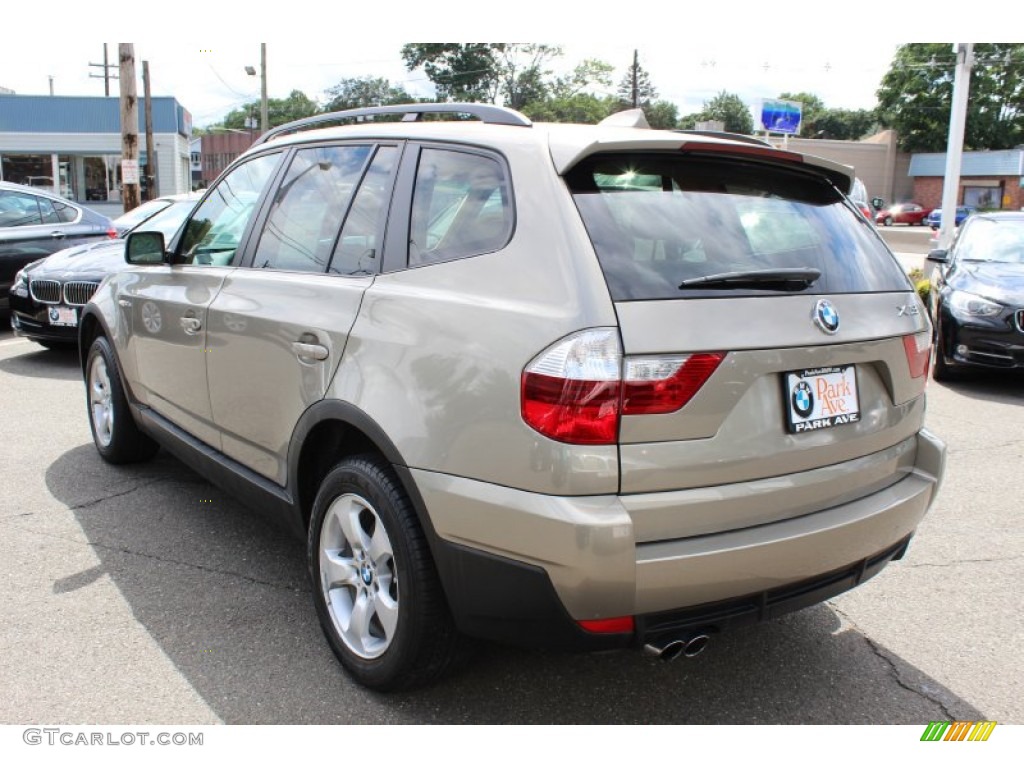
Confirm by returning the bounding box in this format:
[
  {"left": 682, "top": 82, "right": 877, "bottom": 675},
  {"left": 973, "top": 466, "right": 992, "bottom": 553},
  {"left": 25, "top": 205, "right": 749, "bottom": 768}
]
[
  {"left": 521, "top": 329, "right": 621, "bottom": 445},
  {"left": 521, "top": 329, "right": 724, "bottom": 445},
  {"left": 903, "top": 331, "right": 932, "bottom": 379},
  {"left": 622, "top": 353, "right": 725, "bottom": 415},
  {"left": 106, "top": 228, "right": 118, "bottom": 239}
]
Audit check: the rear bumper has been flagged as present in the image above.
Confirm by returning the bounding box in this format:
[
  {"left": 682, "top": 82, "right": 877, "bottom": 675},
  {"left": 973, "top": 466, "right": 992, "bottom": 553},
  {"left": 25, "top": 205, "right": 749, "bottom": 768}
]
[{"left": 417, "top": 428, "right": 945, "bottom": 648}]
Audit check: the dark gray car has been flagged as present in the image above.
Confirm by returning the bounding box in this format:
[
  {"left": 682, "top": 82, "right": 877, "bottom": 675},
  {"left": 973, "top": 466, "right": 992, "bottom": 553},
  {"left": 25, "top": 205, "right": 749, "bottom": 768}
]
[{"left": 0, "top": 181, "right": 115, "bottom": 311}]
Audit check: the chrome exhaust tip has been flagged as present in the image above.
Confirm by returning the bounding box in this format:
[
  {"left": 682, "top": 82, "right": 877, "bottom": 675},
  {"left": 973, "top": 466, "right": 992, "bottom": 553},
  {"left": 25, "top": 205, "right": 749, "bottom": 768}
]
[{"left": 644, "top": 632, "right": 711, "bottom": 662}]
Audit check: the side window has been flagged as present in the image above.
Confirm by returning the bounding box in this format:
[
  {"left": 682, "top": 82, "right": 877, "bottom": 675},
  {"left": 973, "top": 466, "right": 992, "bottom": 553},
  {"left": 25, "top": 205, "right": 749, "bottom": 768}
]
[
  {"left": 38, "top": 197, "right": 59, "bottom": 225},
  {"left": 253, "top": 144, "right": 371, "bottom": 272},
  {"left": 178, "top": 152, "right": 281, "bottom": 266},
  {"left": 408, "top": 148, "right": 512, "bottom": 267},
  {"left": 53, "top": 201, "right": 78, "bottom": 223},
  {"left": 330, "top": 146, "right": 398, "bottom": 275},
  {"left": 0, "top": 191, "right": 43, "bottom": 227}
]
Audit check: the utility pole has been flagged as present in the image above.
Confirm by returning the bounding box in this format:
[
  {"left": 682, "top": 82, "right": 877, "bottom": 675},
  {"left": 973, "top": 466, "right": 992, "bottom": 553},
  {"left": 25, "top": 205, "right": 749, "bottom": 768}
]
[
  {"left": 48, "top": 76, "right": 54, "bottom": 96},
  {"left": 937, "top": 43, "right": 974, "bottom": 251},
  {"left": 260, "top": 43, "right": 269, "bottom": 133},
  {"left": 143, "top": 60, "right": 156, "bottom": 201},
  {"left": 631, "top": 49, "right": 639, "bottom": 109},
  {"left": 118, "top": 44, "right": 141, "bottom": 213},
  {"left": 89, "top": 43, "right": 118, "bottom": 96}
]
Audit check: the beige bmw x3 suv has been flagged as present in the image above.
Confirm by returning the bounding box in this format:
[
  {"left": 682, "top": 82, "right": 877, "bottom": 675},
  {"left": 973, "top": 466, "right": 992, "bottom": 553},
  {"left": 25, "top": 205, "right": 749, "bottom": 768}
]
[{"left": 80, "top": 103, "right": 946, "bottom": 690}]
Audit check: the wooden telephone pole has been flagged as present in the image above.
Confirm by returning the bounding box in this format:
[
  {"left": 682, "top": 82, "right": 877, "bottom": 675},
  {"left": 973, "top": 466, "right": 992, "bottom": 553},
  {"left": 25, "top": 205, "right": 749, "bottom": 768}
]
[
  {"left": 118, "top": 44, "right": 140, "bottom": 213},
  {"left": 143, "top": 60, "right": 156, "bottom": 201}
]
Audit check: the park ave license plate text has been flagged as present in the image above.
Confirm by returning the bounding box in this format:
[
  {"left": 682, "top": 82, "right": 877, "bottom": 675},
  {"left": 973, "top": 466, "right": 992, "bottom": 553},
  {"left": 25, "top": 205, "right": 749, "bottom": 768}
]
[{"left": 784, "top": 366, "right": 860, "bottom": 433}]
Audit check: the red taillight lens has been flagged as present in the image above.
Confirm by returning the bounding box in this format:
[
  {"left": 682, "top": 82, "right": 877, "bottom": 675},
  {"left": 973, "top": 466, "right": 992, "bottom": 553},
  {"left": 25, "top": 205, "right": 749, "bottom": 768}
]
[
  {"left": 521, "top": 330, "right": 726, "bottom": 445},
  {"left": 577, "top": 616, "right": 635, "bottom": 634},
  {"left": 622, "top": 353, "right": 726, "bottom": 415},
  {"left": 521, "top": 374, "right": 620, "bottom": 444},
  {"left": 106, "top": 228, "right": 118, "bottom": 239},
  {"left": 903, "top": 331, "right": 932, "bottom": 379},
  {"left": 521, "top": 329, "right": 622, "bottom": 445}
]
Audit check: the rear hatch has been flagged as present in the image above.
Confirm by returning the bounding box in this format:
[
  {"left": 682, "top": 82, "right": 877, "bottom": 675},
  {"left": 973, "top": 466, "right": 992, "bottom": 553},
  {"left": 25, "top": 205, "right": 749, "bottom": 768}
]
[{"left": 566, "top": 146, "right": 931, "bottom": 537}]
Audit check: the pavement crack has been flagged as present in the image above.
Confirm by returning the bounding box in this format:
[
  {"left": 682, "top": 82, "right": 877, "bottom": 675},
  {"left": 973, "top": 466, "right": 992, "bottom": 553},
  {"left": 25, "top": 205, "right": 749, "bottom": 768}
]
[
  {"left": 67, "top": 476, "right": 179, "bottom": 511},
  {"left": 903, "top": 554, "right": 1024, "bottom": 569},
  {"left": 830, "top": 604, "right": 959, "bottom": 721},
  {"left": 0, "top": 521, "right": 305, "bottom": 593}
]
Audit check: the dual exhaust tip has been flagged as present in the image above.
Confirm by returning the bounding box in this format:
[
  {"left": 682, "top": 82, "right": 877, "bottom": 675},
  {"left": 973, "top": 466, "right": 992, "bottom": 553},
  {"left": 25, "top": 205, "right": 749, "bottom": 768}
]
[{"left": 643, "top": 632, "right": 711, "bottom": 662}]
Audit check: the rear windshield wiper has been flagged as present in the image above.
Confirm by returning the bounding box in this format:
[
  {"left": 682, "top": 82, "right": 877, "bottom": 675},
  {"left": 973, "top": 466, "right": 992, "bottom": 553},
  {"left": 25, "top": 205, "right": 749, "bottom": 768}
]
[{"left": 679, "top": 267, "right": 821, "bottom": 291}]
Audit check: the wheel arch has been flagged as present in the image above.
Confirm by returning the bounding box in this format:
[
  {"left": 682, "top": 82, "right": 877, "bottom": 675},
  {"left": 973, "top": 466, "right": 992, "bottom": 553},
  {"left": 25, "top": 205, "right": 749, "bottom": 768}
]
[{"left": 288, "top": 401, "right": 432, "bottom": 537}]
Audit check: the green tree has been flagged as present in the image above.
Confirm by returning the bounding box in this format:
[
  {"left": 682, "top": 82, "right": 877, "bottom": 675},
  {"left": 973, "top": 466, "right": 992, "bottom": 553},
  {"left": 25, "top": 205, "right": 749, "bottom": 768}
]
[
  {"left": 644, "top": 100, "right": 679, "bottom": 130},
  {"left": 323, "top": 77, "right": 413, "bottom": 112},
  {"left": 400, "top": 44, "right": 503, "bottom": 102},
  {"left": 220, "top": 90, "right": 320, "bottom": 130},
  {"left": 616, "top": 54, "right": 657, "bottom": 109},
  {"left": 400, "top": 43, "right": 564, "bottom": 109},
  {"left": 877, "top": 43, "right": 1024, "bottom": 151},
  {"left": 681, "top": 91, "right": 754, "bottom": 134},
  {"left": 522, "top": 93, "right": 616, "bottom": 124}
]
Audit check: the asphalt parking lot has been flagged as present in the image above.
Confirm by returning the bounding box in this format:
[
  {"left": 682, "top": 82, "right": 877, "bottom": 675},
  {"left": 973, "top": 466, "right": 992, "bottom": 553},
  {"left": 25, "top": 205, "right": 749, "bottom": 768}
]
[
  {"left": 1, "top": 323, "right": 1021, "bottom": 726},
  {"left": 1, "top": 224, "right": 1021, "bottom": 725}
]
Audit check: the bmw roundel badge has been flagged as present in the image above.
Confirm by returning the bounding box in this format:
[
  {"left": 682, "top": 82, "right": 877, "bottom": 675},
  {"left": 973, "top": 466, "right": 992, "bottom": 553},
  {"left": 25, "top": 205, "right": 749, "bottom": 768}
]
[{"left": 813, "top": 299, "right": 840, "bottom": 335}]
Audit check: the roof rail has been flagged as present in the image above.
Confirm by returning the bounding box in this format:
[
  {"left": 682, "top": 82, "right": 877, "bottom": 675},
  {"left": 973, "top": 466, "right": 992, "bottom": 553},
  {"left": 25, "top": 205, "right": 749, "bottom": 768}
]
[
  {"left": 253, "top": 103, "right": 532, "bottom": 146},
  {"left": 673, "top": 129, "right": 773, "bottom": 148}
]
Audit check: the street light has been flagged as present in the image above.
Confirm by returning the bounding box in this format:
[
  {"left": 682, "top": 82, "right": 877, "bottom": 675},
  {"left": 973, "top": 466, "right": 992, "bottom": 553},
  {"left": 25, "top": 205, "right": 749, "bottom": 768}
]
[{"left": 244, "top": 44, "right": 268, "bottom": 134}]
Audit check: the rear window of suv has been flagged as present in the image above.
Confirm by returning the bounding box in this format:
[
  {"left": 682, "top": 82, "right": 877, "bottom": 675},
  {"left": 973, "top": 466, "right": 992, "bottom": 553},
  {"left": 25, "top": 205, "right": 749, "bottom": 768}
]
[{"left": 567, "top": 153, "right": 909, "bottom": 300}]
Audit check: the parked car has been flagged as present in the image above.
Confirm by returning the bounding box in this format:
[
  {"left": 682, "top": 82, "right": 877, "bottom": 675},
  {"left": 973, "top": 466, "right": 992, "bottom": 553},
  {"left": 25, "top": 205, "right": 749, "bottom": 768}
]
[
  {"left": 875, "top": 202, "right": 932, "bottom": 226},
  {"left": 80, "top": 103, "right": 945, "bottom": 690},
  {"left": 927, "top": 211, "right": 1024, "bottom": 380},
  {"left": 9, "top": 193, "right": 200, "bottom": 348},
  {"left": 0, "top": 181, "right": 116, "bottom": 312},
  {"left": 111, "top": 194, "right": 185, "bottom": 237},
  {"left": 849, "top": 177, "right": 875, "bottom": 224},
  {"left": 927, "top": 205, "right": 976, "bottom": 230}
]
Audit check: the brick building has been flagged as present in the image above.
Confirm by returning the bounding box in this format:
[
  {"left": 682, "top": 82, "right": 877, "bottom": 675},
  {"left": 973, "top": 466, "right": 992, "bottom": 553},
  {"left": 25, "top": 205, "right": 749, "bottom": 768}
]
[
  {"left": 909, "top": 149, "right": 1024, "bottom": 211},
  {"left": 199, "top": 131, "right": 257, "bottom": 185}
]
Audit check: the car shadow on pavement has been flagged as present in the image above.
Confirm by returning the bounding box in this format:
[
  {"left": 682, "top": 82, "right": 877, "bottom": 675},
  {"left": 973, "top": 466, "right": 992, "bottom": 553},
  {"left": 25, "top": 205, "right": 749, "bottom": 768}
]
[
  {"left": 47, "top": 445, "right": 987, "bottom": 725},
  {"left": 0, "top": 343, "right": 80, "bottom": 381},
  {"left": 932, "top": 371, "right": 1024, "bottom": 405}
]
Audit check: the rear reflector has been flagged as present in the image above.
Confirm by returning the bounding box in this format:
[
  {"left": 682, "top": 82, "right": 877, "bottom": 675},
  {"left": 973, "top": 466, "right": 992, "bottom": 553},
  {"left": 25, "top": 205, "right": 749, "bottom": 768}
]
[
  {"left": 577, "top": 616, "right": 635, "bottom": 634},
  {"left": 903, "top": 332, "right": 932, "bottom": 379}
]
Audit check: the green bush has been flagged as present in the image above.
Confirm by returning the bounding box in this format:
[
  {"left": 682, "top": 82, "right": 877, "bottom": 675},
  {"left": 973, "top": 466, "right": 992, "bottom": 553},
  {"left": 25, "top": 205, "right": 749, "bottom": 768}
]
[{"left": 915, "top": 278, "right": 930, "bottom": 305}]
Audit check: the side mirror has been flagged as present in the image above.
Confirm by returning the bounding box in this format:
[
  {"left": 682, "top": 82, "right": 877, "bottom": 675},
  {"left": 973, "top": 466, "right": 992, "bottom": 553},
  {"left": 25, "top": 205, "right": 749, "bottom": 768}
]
[
  {"left": 926, "top": 248, "right": 949, "bottom": 263},
  {"left": 125, "top": 231, "right": 167, "bottom": 265}
]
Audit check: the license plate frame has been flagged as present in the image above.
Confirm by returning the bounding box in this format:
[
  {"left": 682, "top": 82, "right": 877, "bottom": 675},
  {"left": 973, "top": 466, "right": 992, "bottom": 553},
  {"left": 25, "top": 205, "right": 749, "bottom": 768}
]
[
  {"left": 784, "top": 365, "right": 860, "bottom": 434},
  {"left": 47, "top": 305, "right": 78, "bottom": 328}
]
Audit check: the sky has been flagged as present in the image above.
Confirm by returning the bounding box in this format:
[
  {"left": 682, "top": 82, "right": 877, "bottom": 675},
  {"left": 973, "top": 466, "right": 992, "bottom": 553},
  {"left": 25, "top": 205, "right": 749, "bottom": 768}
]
[{"left": 0, "top": 5, "right": 994, "bottom": 129}]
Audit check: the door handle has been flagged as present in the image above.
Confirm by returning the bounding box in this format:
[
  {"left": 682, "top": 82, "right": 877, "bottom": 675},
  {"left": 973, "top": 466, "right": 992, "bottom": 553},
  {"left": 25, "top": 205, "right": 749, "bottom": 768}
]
[
  {"left": 50, "top": 231, "right": 66, "bottom": 239},
  {"left": 180, "top": 316, "right": 202, "bottom": 335},
  {"left": 292, "top": 341, "right": 329, "bottom": 361}
]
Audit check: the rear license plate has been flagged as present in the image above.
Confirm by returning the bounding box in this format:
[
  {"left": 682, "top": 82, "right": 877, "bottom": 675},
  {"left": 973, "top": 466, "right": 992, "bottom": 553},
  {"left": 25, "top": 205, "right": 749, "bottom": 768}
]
[
  {"left": 784, "top": 366, "right": 860, "bottom": 433},
  {"left": 47, "top": 305, "right": 78, "bottom": 327}
]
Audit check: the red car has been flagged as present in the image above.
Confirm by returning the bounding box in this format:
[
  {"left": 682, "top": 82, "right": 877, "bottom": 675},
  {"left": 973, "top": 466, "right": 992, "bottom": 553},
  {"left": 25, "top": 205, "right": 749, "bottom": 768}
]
[{"left": 875, "top": 202, "right": 932, "bottom": 226}]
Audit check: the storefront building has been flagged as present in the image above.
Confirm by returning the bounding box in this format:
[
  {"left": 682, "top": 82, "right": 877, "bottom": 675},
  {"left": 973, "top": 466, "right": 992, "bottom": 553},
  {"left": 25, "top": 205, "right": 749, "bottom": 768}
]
[
  {"left": 910, "top": 149, "right": 1024, "bottom": 211},
  {"left": 0, "top": 94, "right": 192, "bottom": 202}
]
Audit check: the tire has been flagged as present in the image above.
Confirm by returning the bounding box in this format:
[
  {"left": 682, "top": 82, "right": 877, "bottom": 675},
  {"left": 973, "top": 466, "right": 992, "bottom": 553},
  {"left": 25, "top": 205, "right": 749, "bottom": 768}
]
[
  {"left": 931, "top": 319, "right": 958, "bottom": 382},
  {"left": 85, "top": 336, "right": 159, "bottom": 463},
  {"left": 308, "top": 455, "right": 464, "bottom": 691}
]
